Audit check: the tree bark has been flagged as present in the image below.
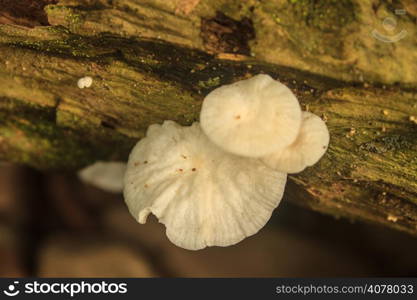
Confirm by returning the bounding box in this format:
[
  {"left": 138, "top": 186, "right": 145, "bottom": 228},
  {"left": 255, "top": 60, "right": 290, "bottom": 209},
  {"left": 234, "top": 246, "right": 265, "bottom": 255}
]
[{"left": 0, "top": 0, "right": 416, "bottom": 235}]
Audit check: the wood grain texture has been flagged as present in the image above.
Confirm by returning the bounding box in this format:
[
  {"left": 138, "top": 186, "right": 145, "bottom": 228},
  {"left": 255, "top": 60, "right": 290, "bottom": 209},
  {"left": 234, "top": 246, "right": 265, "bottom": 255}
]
[{"left": 0, "top": 0, "right": 416, "bottom": 235}]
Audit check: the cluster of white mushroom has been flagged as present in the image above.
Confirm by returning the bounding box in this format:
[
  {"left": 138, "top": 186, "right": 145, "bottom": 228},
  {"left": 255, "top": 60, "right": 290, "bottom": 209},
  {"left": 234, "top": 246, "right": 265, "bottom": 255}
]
[{"left": 79, "top": 74, "right": 329, "bottom": 250}]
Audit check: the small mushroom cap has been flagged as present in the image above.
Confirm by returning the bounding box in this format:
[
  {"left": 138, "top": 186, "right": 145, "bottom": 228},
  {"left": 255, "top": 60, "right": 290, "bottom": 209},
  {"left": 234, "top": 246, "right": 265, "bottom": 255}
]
[
  {"left": 78, "top": 161, "right": 126, "bottom": 193},
  {"left": 124, "top": 121, "right": 287, "bottom": 250},
  {"left": 200, "top": 74, "right": 301, "bottom": 157},
  {"left": 262, "top": 111, "right": 329, "bottom": 173},
  {"left": 77, "top": 76, "right": 93, "bottom": 89}
]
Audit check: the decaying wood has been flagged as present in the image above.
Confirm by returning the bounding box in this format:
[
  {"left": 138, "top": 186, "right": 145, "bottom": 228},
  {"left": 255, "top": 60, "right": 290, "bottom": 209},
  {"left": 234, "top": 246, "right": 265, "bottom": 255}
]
[{"left": 0, "top": 0, "right": 416, "bottom": 235}]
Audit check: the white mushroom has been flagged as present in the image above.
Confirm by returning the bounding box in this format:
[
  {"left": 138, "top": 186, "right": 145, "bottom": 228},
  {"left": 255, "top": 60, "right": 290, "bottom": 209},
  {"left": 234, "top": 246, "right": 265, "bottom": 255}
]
[
  {"left": 262, "top": 111, "right": 329, "bottom": 173},
  {"left": 200, "top": 74, "right": 302, "bottom": 157},
  {"left": 77, "top": 76, "right": 93, "bottom": 89},
  {"left": 124, "top": 121, "right": 287, "bottom": 250},
  {"left": 78, "top": 161, "right": 126, "bottom": 193}
]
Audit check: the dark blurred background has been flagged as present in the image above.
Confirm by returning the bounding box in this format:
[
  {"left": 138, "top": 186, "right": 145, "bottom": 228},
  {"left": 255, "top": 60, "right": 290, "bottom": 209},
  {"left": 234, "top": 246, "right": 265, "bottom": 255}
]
[{"left": 1, "top": 162, "right": 417, "bottom": 277}]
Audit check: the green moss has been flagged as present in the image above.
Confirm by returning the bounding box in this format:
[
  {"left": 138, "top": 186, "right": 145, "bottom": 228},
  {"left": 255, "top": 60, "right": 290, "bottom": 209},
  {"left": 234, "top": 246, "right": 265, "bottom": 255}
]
[
  {"left": 66, "top": 12, "right": 84, "bottom": 31},
  {"left": 0, "top": 98, "right": 133, "bottom": 170},
  {"left": 56, "top": 110, "right": 89, "bottom": 128},
  {"left": 5, "top": 34, "right": 109, "bottom": 59},
  {"left": 256, "top": 0, "right": 357, "bottom": 61},
  {"left": 45, "top": 5, "right": 85, "bottom": 32},
  {"left": 46, "top": 25, "right": 71, "bottom": 35},
  {"left": 359, "top": 134, "right": 414, "bottom": 154},
  {"left": 198, "top": 76, "right": 221, "bottom": 89},
  {"left": 218, "top": 0, "right": 257, "bottom": 20},
  {"left": 291, "top": 0, "right": 355, "bottom": 31}
]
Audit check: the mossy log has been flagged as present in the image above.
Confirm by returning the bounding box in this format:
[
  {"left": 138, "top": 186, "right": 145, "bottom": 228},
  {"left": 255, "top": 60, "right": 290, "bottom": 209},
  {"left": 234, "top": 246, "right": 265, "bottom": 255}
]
[{"left": 0, "top": 0, "right": 416, "bottom": 235}]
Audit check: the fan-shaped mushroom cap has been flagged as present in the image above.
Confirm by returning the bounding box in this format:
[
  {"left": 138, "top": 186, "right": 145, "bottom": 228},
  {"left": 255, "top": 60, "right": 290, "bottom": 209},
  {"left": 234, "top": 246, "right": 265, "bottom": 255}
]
[
  {"left": 200, "top": 74, "right": 302, "bottom": 157},
  {"left": 78, "top": 161, "right": 126, "bottom": 193},
  {"left": 262, "top": 111, "right": 329, "bottom": 173},
  {"left": 124, "top": 121, "right": 287, "bottom": 250}
]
